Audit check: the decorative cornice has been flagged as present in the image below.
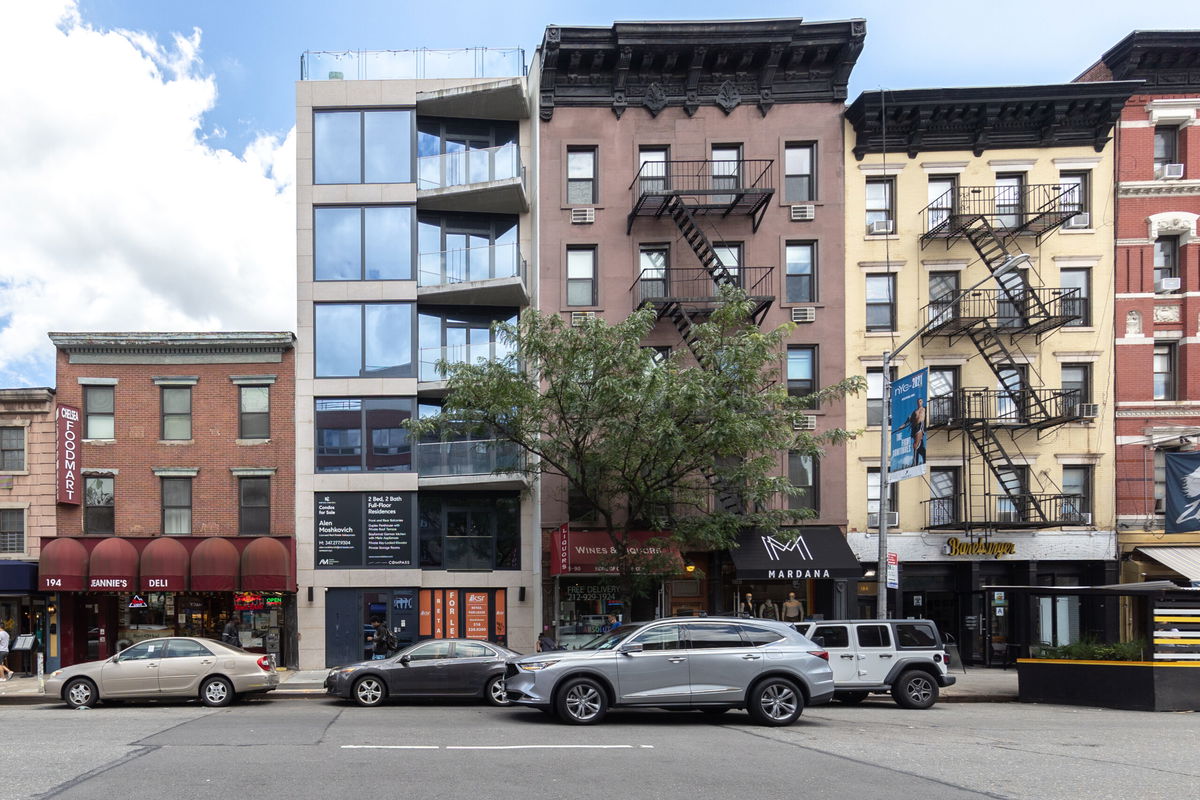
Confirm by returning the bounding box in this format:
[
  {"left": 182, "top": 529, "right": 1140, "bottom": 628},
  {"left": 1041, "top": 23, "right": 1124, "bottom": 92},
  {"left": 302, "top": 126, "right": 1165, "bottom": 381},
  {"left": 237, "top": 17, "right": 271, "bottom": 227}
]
[
  {"left": 50, "top": 332, "right": 295, "bottom": 355},
  {"left": 1118, "top": 180, "right": 1200, "bottom": 197},
  {"left": 846, "top": 82, "right": 1141, "bottom": 160},
  {"left": 538, "top": 18, "right": 866, "bottom": 121},
  {"left": 1090, "top": 31, "right": 1200, "bottom": 93}
]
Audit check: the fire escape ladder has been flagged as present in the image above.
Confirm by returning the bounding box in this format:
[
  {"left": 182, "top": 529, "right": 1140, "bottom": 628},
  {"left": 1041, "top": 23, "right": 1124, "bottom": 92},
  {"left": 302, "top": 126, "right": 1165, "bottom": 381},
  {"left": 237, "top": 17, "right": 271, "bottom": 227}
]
[
  {"left": 666, "top": 195, "right": 736, "bottom": 288},
  {"left": 962, "top": 218, "right": 1052, "bottom": 322},
  {"left": 964, "top": 424, "right": 1049, "bottom": 527},
  {"left": 965, "top": 321, "right": 1054, "bottom": 426}
]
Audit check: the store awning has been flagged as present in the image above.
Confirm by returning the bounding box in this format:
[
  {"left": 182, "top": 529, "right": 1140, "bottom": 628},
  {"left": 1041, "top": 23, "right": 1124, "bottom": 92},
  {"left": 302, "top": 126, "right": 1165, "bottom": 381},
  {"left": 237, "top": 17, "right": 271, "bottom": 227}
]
[
  {"left": 88, "top": 537, "right": 139, "bottom": 591},
  {"left": 1137, "top": 547, "right": 1200, "bottom": 583},
  {"left": 140, "top": 537, "right": 189, "bottom": 592},
  {"left": 240, "top": 537, "right": 291, "bottom": 592},
  {"left": 38, "top": 538, "right": 89, "bottom": 591},
  {"left": 0, "top": 561, "right": 38, "bottom": 593},
  {"left": 731, "top": 526, "right": 863, "bottom": 580},
  {"left": 191, "top": 538, "right": 239, "bottom": 592}
]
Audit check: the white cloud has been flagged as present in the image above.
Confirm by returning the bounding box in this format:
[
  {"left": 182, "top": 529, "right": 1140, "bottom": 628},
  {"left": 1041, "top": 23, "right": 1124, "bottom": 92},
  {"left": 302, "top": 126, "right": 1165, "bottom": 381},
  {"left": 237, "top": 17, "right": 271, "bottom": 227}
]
[{"left": 0, "top": 0, "right": 295, "bottom": 387}]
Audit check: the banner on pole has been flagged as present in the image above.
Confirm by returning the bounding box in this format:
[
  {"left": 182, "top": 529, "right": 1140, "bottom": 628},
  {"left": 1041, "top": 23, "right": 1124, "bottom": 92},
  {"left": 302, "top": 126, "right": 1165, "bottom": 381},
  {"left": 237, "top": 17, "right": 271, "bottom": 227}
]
[{"left": 888, "top": 368, "right": 928, "bottom": 483}]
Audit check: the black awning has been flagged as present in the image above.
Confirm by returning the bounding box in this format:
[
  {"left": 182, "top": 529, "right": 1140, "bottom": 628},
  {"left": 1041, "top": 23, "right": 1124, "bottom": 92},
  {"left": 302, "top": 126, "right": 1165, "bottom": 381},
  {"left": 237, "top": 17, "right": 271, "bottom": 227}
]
[
  {"left": 730, "top": 526, "right": 862, "bottom": 580},
  {"left": 0, "top": 560, "right": 38, "bottom": 592}
]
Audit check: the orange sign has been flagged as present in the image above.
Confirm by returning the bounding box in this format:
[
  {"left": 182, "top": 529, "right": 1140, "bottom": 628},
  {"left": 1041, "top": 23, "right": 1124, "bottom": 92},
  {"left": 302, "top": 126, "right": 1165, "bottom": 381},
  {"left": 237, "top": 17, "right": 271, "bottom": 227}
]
[
  {"left": 494, "top": 589, "right": 506, "bottom": 636},
  {"left": 465, "top": 593, "right": 489, "bottom": 639},
  {"left": 418, "top": 590, "right": 432, "bottom": 636},
  {"left": 445, "top": 591, "right": 459, "bottom": 638},
  {"left": 434, "top": 591, "right": 444, "bottom": 638}
]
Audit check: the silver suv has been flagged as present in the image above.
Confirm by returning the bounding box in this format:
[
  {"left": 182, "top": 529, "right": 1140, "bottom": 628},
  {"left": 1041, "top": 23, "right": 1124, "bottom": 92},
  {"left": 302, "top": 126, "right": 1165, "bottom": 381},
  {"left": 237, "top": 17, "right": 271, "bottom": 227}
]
[
  {"left": 505, "top": 617, "right": 834, "bottom": 726},
  {"left": 792, "top": 619, "right": 955, "bottom": 709}
]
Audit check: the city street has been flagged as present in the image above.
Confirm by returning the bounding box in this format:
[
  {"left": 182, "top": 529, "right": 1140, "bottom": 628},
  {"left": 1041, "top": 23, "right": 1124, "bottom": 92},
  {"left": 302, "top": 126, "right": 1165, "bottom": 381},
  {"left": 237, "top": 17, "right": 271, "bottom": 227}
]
[{"left": 5, "top": 697, "right": 1198, "bottom": 800}]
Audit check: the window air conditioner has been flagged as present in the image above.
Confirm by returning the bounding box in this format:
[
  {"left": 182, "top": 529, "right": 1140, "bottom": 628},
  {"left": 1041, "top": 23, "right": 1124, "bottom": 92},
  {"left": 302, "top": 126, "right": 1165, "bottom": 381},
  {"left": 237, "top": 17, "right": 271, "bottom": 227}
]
[
  {"left": 570, "top": 207, "right": 595, "bottom": 224},
  {"left": 1063, "top": 212, "right": 1090, "bottom": 229},
  {"left": 868, "top": 220, "right": 895, "bottom": 235},
  {"left": 792, "top": 415, "right": 818, "bottom": 431},
  {"left": 1077, "top": 403, "right": 1099, "bottom": 419},
  {"left": 867, "top": 511, "right": 899, "bottom": 529},
  {"left": 790, "top": 204, "right": 816, "bottom": 222},
  {"left": 570, "top": 311, "right": 596, "bottom": 327},
  {"left": 1156, "top": 277, "right": 1181, "bottom": 293},
  {"left": 791, "top": 306, "right": 817, "bottom": 323},
  {"left": 1158, "top": 163, "right": 1185, "bottom": 180}
]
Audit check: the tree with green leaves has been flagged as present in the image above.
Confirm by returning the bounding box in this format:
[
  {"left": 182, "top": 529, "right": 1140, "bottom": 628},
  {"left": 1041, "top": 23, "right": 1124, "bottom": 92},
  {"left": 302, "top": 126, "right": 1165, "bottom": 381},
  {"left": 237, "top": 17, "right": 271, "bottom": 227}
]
[{"left": 408, "top": 286, "right": 863, "bottom": 610}]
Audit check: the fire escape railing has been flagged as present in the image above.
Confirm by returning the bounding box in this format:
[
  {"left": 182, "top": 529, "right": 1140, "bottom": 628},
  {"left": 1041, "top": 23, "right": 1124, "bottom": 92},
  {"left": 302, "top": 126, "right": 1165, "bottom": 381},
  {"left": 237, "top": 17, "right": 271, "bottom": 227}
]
[
  {"left": 924, "top": 493, "right": 1088, "bottom": 531},
  {"left": 927, "top": 388, "right": 1083, "bottom": 431},
  {"left": 921, "top": 183, "right": 1082, "bottom": 248},
  {"left": 627, "top": 159, "right": 775, "bottom": 233},
  {"left": 922, "top": 288, "right": 1082, "bottom": 341}
]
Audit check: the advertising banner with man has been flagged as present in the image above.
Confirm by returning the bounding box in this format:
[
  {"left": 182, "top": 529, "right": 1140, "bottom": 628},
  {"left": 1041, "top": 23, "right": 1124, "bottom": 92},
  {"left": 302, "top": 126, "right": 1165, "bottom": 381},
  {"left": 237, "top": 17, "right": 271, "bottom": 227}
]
[
  {"left": 889, "top": 368, "right": 928, "bottom": 483},
  {"left": 1165, "top": 451, "right": 1200, "bottom": 533}
]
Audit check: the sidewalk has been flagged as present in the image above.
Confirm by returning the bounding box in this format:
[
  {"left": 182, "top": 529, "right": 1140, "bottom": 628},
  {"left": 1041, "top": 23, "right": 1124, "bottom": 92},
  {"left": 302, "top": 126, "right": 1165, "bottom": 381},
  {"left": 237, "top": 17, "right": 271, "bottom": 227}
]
[{"left": 0, "top": 665, "right": 1016, "bottom": 704}]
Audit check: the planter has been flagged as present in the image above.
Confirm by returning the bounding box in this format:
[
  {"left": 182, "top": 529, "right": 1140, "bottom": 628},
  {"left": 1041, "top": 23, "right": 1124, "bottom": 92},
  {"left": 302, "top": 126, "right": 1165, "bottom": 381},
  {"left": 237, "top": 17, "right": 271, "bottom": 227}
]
[{"left": 1017, "top": 659, "right": 1200, "bottom": 711}]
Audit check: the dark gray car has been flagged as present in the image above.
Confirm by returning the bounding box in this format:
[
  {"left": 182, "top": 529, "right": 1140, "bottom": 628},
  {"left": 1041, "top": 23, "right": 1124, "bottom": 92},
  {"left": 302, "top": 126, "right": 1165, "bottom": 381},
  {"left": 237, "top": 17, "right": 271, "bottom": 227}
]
[{"left": 504, "top": 617, "right": 833, "bottom": 726}]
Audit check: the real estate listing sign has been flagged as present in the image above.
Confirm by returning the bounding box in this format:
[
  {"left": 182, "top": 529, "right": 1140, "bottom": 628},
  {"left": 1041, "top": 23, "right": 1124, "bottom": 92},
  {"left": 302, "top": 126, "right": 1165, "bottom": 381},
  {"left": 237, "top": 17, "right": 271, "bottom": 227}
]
[
  {"left": 315, "top": 492, "right": 415, "bottom": 568},
  {"left": 888, "top": 368, "right": 928, "bottom": 483}
]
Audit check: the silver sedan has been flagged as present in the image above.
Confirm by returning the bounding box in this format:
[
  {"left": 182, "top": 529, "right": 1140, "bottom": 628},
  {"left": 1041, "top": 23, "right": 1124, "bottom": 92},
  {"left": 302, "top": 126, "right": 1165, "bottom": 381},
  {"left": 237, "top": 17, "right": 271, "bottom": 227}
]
[{"left": 45, "top": 637, "right": 279, "bottom": 708}]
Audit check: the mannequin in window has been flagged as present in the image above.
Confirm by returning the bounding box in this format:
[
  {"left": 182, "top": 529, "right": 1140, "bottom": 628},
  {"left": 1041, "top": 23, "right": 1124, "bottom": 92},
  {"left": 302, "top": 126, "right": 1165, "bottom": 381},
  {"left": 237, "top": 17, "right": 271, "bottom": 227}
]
[
  {"left": 738, "top": 592, "right": 756, "bottom": 618},
  {"left": 758, "top": 596, "right": 781, "bottom": 621},
  {"left": 782, "top": 591, "right": 804, "bottom": 623}
]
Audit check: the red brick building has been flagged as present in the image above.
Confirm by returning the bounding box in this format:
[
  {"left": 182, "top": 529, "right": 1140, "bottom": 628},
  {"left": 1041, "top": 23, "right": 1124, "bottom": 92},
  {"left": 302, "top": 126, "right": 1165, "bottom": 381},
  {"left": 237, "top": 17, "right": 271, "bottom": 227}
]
[
  {"left": 40, "top": 333, "right": 297, "bottom": 667},
  {"left": 1079, "top": 32, "right": 1200, "bottom": 584}
]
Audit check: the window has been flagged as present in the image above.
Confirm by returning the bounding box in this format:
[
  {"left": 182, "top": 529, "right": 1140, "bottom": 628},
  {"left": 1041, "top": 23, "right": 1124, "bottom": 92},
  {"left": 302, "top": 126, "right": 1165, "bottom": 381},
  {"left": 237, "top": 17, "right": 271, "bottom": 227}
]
[
  {"left": 928, "top": 367, "right": 958, "bottom": 426},
  {"left": 784, "top": 143, "right": 815, "bottom": 202},
  {"left": 788, "top": 453, "right": 818, "bottom": 513},
  {"left": 1155, "top": 126, "right": 1178, "bottom": 172},
  {"left": 166, "top": 639, "right": 213, "bottom": 658},
  {"left": 926, "top": 176, "right": 956, "bottom": 231},
  {"left": 995, "top": 173, "right": 1025, "bottom": 229},
  {"left": 638, "top": 147, "right": 669, "bottom": 194},
  {"left": 0, "top": 427, "right": 24, "bottom": 471},
  {"left": 161, "top": 387, "right": 191, "bottom": 441},
  {"left": 929, "top": 468, "right": 958, "bottom": 527},
  {"left": 314, "top": 109, "right": 413, "bottom": 184},
  {"left": 455, "top": 641, "right": 495, "bottom": 659},
  {"left": 896, "top": 623, "right": 938, "bottom": 649},
  {"left": 1059, "top": 171, "right": 1090, "bottom": 221},
  {"left": 418, "top": 308, "right": 517, "bottom": 381},
  {"left": 810, "top": 625, "right": 849, "bottom": 648},
  {"left": 1062, "top": 465, "right": 1092, "bottom": 521},
  {"left": 239, "top": 478, "right": 270, "bottom": 535},
  {"left": 997, "top": 366, "right": 1027, "bottom": 422},
  {"left": 316, "top": 397, "right": 413, "bottom": 473},
  {"left": 1154, "top": 343, "right": 1176, "bottom": 400},
  {"left": 84, "top": 385, "right": 114, "bottom": 439},
  {"left": 865, "top": 178, "right": 894, "bottom": 230},
  {"left": 0, "top": 509, "right": 22, "bottom": 553},
  {"left": 995, "top": 467, "right": 1028, "bottom": 523},
  {"left": 314, "top": 206, "right": 414, "bottom": 281},
  {"left": 785, "top": 242, "right": 816, "bottom": 303},
  {"left": 416, "top": 118, "right": 518, "bottom": 189},
  {"left": 1154, "top": 448, "right": 1180, "bottom": 512},
  {"left": 162, "top": 478, "right": 192, "bottom": 535},
  {"left": 417, "top": 493, "right": 520, "bottom": 570},
  {"left": 787, "top": 346, "right": 817, "bottom": 398},
  {"left": 713, "top": 242, "right": 742, "bottom": 285},
  {"left": 711, "top": 145, "right": 742, "bottom": 201},
  {"left": 314, "top": 302, "right": 414, "bottom": 378},
  {"left": 865, "top": 274, "right": 896, "bottom": 331},
  {"left": 566, "top": 247, "right": 596, "bottom": 307},
  {"left": 408, "top": 641, "right": 454, "bottom": 661},
  {"left": 638, "top": 246, "right": 669, "bottom": 300},
  {"left": 684, "top": 622, "right": 744, "bottom": 649},
  {"left": 857, "top": 625, "right": 892, "bottom": 648},
  {"left": 1155, "top": 236, "right": 1179, "bottom": 286},
  {"left": 867, "top": 468, "right": 898, "bottom": 515},
  {"left": 1059, "top": 267, "right": 1090, "bottom": 326},
  {"left": 632, "top": 623, "right": 683, "bottom": 651},
  {"left": 566, "top": 148, "right": 597, "bottom": 204},
  {"left": 928, "top": 271, "right": 960, "bottom": 327},
  {"left": 85, "top": 476, "right": 114, "bottom": 534},
  {"left": 1061, "top": 364, "right": 1091, "bottom": 407},
  {"left": 739, "top": 625, "right": 785, "bottom": 647},
  {"left": 866, "top": 367, "right": 897, "bottom": 427},
  {"left": 239, "top": 386, "right": 270, "bottom": 439}
]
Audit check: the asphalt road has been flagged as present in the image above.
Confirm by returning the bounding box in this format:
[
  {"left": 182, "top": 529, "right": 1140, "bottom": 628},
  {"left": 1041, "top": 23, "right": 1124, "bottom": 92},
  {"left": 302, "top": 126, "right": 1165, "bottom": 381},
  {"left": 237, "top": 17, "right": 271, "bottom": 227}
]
[{"left": 7, "top": 696, "right": 1199, "bottom": 800}]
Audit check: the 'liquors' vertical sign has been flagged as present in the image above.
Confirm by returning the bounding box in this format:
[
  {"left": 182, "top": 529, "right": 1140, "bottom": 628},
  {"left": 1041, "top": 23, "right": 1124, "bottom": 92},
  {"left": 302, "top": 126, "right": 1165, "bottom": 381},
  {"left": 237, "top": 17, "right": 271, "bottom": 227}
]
[{"left": 57, "top": 405, "right": 81, "bottom": 504}]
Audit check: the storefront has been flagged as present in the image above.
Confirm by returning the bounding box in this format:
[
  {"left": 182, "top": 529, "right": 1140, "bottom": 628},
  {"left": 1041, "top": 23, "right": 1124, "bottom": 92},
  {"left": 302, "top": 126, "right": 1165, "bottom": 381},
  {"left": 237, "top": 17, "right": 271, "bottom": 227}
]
[
  {"left": 38, "top": 535, "right": 297, "bottom": 669},
  {"left": 847, "top": 530, "right": 1117, "bottom": 664},
  {"left": 0, "top": 560, "right": 48, "bottom": 674},
  {"left": 727, "top": 526, "right": 863, "bottom": 622}
]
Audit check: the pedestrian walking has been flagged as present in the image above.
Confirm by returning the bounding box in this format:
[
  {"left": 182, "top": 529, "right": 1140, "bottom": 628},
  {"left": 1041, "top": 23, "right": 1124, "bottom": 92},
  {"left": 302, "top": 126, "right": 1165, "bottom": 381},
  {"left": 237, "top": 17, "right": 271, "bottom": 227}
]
[
  {"left": 370, "top": 619, "right": 395, "bottom": 659},
  {"left": 222, "top": 618, "right": 240, "bottom": 647},
  {"left": 0, "top": 627, "right": 13, "bottom": 681}
]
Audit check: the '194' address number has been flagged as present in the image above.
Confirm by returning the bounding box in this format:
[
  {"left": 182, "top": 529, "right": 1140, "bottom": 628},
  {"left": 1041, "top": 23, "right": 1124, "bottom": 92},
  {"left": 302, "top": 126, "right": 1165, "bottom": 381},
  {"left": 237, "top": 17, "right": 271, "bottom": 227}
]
[{"left": 44, "top": 578, "right": 62, "bottom": 586}]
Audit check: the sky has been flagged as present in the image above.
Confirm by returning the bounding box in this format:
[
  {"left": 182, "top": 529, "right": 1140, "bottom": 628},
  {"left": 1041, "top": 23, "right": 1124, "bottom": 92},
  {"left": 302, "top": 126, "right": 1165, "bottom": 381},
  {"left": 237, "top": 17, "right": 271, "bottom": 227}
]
[{"left": 1, "top": 0, "right": 1198, "bottom": 388}]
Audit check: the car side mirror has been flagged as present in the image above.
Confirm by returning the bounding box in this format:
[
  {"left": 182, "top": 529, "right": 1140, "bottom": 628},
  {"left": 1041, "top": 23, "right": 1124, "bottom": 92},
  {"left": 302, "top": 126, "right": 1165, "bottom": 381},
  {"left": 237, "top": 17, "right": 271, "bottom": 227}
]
[
  {"left": 399, "top": 655, "right": 411, "bottom": 664},
  {"left": 619, "top": 643, "right": 643, "bottom": 654}
]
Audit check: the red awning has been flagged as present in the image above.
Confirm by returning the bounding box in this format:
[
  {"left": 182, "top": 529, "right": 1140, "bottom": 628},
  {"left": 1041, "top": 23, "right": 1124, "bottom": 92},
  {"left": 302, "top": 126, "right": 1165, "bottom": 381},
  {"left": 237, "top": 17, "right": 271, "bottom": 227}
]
[
  {"left": 88, "top": 537, "right": 139, "bottom": 592},
  {"left": 39, "top": 538, "right": 89, "bottom": 591},
  {"left": 191, "top": 538, "right": 240, "bottom": 592},
  {"left": 240, "top": 537, "right": 291, "bottom": 592},
  {"left": 140, "top": 537, "right": 189, "bottom": 592}
]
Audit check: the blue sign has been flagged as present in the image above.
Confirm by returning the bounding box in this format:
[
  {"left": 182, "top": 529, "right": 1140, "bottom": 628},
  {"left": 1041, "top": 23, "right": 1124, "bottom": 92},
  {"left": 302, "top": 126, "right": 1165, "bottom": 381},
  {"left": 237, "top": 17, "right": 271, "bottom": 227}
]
[
  {"left": 889, "top": 368, "right": 928, "bottom": 483},
  {"left": 1165, "top": 451, "right": 1200, "bottom": 533}
]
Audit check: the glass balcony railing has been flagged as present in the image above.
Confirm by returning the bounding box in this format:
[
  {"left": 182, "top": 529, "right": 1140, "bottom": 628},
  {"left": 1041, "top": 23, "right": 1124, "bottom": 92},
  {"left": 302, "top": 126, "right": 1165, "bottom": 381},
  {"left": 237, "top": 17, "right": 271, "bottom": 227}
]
[
  {"left": 415, "top": 439, "right": 521, "bottom": 477},
  {"left": 419, "top": 342, "right": 512, "bottom": 382},
  {"left": 417, "top": 143, "right": 521, "bottom": 191},
  {"left": 418, "top": 243, "right": 523, "bottom": 287},
  {"left": 301, "top": 48, "right": 527, "bottom": 81}
]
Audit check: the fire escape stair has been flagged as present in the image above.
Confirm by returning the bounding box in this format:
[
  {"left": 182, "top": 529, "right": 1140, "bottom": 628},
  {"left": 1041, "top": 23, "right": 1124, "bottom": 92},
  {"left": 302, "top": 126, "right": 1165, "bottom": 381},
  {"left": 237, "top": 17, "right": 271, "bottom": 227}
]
[{"left": 963, "top": 425, "right": 1049, "bottom": 527}]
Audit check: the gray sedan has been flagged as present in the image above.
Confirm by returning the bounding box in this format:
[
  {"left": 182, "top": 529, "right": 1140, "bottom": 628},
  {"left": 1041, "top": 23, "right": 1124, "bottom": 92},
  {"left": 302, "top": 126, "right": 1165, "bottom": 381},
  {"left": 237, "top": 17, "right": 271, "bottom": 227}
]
[
  {"left": 505, "top": 617, "right": 833, "bottom": 726},
  {"left": 45, "top": 637, "right": 279, "bottom": 708}
]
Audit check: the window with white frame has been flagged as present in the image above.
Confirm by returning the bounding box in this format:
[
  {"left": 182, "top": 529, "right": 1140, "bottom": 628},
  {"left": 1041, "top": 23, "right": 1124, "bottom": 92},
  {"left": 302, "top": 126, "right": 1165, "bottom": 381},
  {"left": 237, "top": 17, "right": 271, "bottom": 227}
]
[{"left": 0, "top": 427, "right": 24, "bottom": 471}]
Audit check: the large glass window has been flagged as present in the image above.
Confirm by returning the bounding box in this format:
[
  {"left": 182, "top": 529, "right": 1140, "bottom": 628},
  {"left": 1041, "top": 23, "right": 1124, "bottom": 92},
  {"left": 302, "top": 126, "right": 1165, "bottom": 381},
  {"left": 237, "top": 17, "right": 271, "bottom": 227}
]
[
  {"left": 417, "top": 493, "right": 520, "bottom": 571},
  {"left": 784, "top": 143, "right": 815, "bottom": 202},
  {"left": 239, "top": 386, "right": 270, "bottom": 439},
  {"left": 161, "top": 387, "right": 192, "bottom": 441},
  {"left": 1154, "top": 343, "right": 1176, "bottom": 400},
  {"left": 567, "top": 148, "right": 597, "bottom": 204},
  {"left": 315, "top": 303, "right": 414, "bottom": 378},
  {"left": 1059, "top": 268, "right": 1090, "bottom": 327},
  {"left": 239, "top": 478, "right": 270, "bottom": 535},
  {"left": 418, "top": 308, "right": 517, "bottom": 382},
  {"left": 162, "top": 478, "right": 192, "bottom": 535},
  {"left": 785, "top": 242, "right": 815, "bottom": 303},
  {"left": 316, "top": 397, "right": 413, "bottom": 473},
  {"left": 85, "top": 476, "right": 114, "bottom": 534},
  {"left": 0, "top": 427, "right": 24, "bottom": 471},
  {"left": 314, "top": 109, "right": 413, "bottom": 184},
  {"left": 315, "top": 206, "right": 414, "bottom": 281},
  {"left": 788, "top": 453, "right": 818, "bottom": 513},
  {"left": 416, "top": 117, "right": 519, "bottom": 189},
  {"left": 417, "top": 212, "right": 519, "bottom": 286},
  {"left": 84, "top": 385, "right": 114, "bottom": 440},
  {"left": 865, "top": 178, "right": 894, "bottom": 230},
  {"left": 866, "top": 274, "right": 896, "bottom": 331},
  {"left": 787, "top": 346, "right": 817, "bottom": 398},
  {"left": 0, "top": 509, "right": 23, "bottom": 553},
  {"left": 566, "top": 247, "right": 596, "bottom": 307}
]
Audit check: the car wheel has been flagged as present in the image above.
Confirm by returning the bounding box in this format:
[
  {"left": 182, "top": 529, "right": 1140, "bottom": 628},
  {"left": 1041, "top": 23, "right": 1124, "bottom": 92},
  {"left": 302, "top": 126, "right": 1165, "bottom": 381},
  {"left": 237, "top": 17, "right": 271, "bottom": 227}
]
[
  {"left": 747, "top": 678, "right": 804, "bottom": 727},
  {"left": 200, "top": 676, "right": 234, "bottom": 708},
  {"left": 353, "top": 675, "right": 387, "bottom": 708},
  {"left": 485, "top": 675, "right": 511, "bottom": 707},
  {"left": 64, "top": 678, "right": 98, "bottom": 709},
  {"left": 836, "top": 691, "right": 870, "bottom": 705},
  {"left": 555, "top": 677, "right": 607, "bottom": 725},
  {"left": 892, "top": 670, "right": 938, "bottom": 710}
]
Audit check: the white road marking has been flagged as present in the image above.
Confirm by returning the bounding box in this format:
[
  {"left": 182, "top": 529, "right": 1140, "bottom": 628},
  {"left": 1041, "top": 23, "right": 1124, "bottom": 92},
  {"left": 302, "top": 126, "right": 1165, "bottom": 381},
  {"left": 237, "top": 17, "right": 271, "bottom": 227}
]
[
  {"left": 340, "top": 744, "right": 652, "bottom": 751},
  {"left": 341, "top": 745, "right": 439, "bottom": 750}
]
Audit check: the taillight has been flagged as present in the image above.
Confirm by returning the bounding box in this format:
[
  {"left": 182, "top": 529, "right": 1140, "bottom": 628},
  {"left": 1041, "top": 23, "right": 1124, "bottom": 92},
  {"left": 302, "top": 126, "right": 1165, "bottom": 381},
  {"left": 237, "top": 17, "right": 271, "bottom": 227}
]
[
  {"left": 808, "top": 650, "right": 829, "bottom": 661},
  {"left": 257, "top": 656, "right": 271, "bottom": 672}
]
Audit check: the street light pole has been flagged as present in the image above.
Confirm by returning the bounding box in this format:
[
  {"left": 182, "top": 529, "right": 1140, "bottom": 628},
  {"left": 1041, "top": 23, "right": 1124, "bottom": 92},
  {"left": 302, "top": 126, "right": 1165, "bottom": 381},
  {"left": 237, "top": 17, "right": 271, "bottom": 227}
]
[{"left": 874, "top": 253, "right": 1030, "bottom": 620}]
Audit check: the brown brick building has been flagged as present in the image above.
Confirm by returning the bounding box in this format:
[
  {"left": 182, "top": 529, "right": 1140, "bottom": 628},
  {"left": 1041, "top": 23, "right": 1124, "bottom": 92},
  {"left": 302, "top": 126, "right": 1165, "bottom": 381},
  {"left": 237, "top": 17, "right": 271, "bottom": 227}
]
[{"left": 40, "top": 333, "right": 297, "bottom": 668}]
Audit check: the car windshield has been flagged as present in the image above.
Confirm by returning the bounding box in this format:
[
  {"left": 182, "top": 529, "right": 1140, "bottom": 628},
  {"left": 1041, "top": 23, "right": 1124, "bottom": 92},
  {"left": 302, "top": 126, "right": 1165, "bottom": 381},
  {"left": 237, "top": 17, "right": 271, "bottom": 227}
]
[{"left": 576, "top": 625, "right": 639, "bottom": 651}]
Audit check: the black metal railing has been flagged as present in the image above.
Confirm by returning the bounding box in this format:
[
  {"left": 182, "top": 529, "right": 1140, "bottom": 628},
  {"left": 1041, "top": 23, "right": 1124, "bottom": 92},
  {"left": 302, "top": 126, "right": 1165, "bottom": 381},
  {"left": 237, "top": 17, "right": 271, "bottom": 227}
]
[
  {"left": 924, "top": 493, "right": 1088, "bottom": 529},
  {"left": 631, "top": 266, "right": 774, "bottom": 306},
  {"left": 923, "top": 288, "right": 1082, "bottom": 334},
  {"left": 921, "top": 184, "right": 1079, "bottom": 239},
  {"left": 927, "top": 388, "right": 1083, "bottom": 429},
  {"left": 629, "top": 159, "right": 775, "bottom": 198}
]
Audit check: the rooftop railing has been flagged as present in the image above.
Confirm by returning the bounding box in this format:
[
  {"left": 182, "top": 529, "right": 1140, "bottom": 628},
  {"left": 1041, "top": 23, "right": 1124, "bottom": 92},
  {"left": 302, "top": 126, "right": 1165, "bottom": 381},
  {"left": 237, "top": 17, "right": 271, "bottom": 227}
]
[{"left": 301, "top": 48, "right": 527, "bottom": 80}]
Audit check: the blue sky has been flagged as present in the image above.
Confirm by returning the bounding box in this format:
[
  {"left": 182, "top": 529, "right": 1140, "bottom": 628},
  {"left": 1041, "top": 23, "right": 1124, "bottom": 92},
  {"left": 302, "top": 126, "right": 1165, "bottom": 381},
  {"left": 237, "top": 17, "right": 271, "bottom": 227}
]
[{"left": 1, "top": 1, "right": 1198, "bottom": 389}]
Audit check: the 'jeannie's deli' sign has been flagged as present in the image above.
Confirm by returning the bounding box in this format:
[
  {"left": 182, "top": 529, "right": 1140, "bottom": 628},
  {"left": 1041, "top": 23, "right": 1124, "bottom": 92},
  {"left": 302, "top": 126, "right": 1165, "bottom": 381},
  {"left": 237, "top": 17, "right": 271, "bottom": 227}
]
[{"left": 57, "top": 405, "right": 81, "bottom": 505}]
